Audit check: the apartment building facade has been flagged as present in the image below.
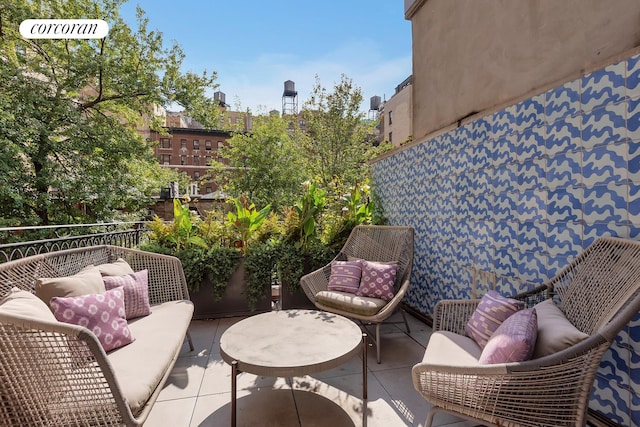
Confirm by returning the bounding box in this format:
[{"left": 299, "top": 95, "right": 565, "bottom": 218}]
[
  {"left": 151, "top": 127, "right": 231, "bottom": 196},
  {"left": 378, "top": 75, "right": 412, "bottom": 147}
]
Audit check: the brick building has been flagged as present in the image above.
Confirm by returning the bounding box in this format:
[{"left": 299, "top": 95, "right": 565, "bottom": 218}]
[{"left": 151, "top": 127, "right": 231, "bottom": 197}]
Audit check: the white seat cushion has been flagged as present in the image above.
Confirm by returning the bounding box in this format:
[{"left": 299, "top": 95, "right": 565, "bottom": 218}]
[
  {"left": 315, "top": 290, "right": 387, "bottom": 316},
  {"left": 107, "top": 300, "right": 193, "bottom": 414},
  {"left": 422, "top": 331, "right": 485, "bottom": 368}
]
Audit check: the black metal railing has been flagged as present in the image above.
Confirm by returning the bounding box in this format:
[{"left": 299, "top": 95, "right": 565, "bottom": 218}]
[{"left": 0, "top": 222, "right": 149, "bottom": 263}]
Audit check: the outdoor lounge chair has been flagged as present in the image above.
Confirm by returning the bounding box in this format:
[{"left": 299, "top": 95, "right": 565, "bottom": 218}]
[
  {"left": 300, "top": 225, "right": 414, "bottom": 363},
  {"left": 412, "top": 236, "right": 640, "bottom": 427}
]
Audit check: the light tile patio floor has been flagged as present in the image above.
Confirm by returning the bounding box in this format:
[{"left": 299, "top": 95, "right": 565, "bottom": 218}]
[{"left": 145, "top": 311, "right": 482, "bottom": 427}]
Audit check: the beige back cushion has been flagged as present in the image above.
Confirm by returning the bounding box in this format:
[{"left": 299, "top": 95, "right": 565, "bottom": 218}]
[
  {"left": 97, "top": 258, "right": 135, "bottom": 276},
  {"left": 0, "top": 287, "right": 57, "bottom": 321},
  {"left": 35, "top": 265, "right": 105, "bottom": 307},
  {"left": 533, "top": 299, "right": 589, "bottom": 358}
]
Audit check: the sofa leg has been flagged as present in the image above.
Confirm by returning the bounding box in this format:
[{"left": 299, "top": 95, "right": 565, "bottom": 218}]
[{"left": 186, "top": 331, "right": 194, "bottom": 351}]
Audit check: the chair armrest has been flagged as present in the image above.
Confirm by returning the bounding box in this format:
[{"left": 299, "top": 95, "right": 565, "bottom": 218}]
[
  {"left": 412, "top": 344, "right": 600, "bottom": 427},
  {"left": 299, "top": 263, "right": 332, "bottom": 301},
  {"left": 106, "top": 246, "right": 190, "bottom": 305},
  {"left": 432, "top": 299, "right": 480, "bottom": 334}
]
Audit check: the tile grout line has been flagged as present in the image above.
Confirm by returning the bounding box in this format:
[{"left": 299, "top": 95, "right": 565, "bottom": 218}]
[{"left": 189, "top": 319, "right": 220, "bottom": 427}]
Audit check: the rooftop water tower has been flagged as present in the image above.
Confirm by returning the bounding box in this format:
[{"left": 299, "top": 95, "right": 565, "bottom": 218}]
[
  {"left": 368, "top": 95, "right": 382, "bottom": 120},
  {"left": 282, "top": 80, "right": 298, "bottom": 115},
  {"left": 214, "top": 91, "right": 228, "bottom": 107}
]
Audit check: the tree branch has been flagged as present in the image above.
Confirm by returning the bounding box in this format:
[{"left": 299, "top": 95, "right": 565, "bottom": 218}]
[{"left": 81, "top": 91, "right": 148, "bottom": 110}]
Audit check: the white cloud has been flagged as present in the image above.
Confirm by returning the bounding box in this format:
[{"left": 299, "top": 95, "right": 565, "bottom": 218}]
[{"left": 209, "top": 40, "right": 411, "bottom": 114}]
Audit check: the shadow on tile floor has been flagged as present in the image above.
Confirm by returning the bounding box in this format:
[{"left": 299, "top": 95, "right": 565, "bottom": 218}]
[{"left": 145, "top": 311, "right": 482, "bottom": 427}]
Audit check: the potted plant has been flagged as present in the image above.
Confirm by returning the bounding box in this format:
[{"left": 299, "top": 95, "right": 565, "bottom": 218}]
[
  {"left": 276, "top": 182, "right": 378, "bottom": 309},
  {"left": 277, "top": 183, "right": 335, "bottom": 309},
  {"left": 142, "top": 196, "right": 273, "bottom": 318},
  {"left": 277, "top": 238, "right": 334, "bottom": 309},
  {"left": 324, "top": 183, "right": 375, "bottom": 250},
  {"left": 221, "top": 195, "right": 273, "bottom": 313}
]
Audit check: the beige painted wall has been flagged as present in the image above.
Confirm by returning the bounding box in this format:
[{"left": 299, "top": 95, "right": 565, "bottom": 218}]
[
  {"left": 408, "top": 0, "right": 640, "bottom": 141},
  {"left": 380, "top": 84, "right": 413, "bottom": 146}
]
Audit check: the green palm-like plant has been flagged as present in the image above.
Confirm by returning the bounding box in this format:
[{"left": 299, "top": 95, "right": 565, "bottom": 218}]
[
  {"left": 169, "top": 198, "right": 207, "bottom": 251},
  {"left": 145, "top": 198, "right": 207, "bottom": 251},
  {"left": 293, "top": 182, "right": 325, "bottom": 250},
  {"left": 342, "top": 185, "right": 372, "bottom": 226},
  {"left": 225, "top": 195, "right": 271, "bottom": 253}
]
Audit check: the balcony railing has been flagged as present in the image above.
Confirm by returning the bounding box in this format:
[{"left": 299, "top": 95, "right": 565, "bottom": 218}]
[{"left": 0, "top": 222, "right": 148, "bottom": 263}]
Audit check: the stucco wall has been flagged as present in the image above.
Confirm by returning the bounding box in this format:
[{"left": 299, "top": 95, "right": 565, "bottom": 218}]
[{"left": 409, "top": 0, "right": 640, "bottom": 141}]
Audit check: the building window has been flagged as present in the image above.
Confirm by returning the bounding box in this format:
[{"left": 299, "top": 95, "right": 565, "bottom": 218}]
[
  {"left": 160, "top": 138, "right": 171, "bottom": 149},
  {"left": 193, "top": 140, "right": 200, "bottom": 150},
  {"left": 388, "top": 111, "right": 393, "bottom": 125},
  {"left": 205, "top": 156, "right": 212, "bottom": 164},
  {"left": 388, "top": 132, "right": 393, "bottom": 144},
  {"left": 180, "top": 155, "right": 186, "bottom": 165},
  {"left": 217, "top": 141, "right": 224, "bottom": 150},
  {"left": 299, "top": 120, "right": 306, "bottom": 127},
  {"left": 194, "top": 171, "right": 200, "bottom": 179},
  {"left": 206, "top": 187, "right": 213, "bottom": 193},
  {"left": 180, "top": 139, "right": 187, "bottom": 148},
  {"left": 205, "top": 140, "right": 212, "bottom": 150},
  {"left": 193, "top": 155, "right": 199, "bottom": 166},
  {"left": 161, "top": 154, "right": 171, "bottom": 165}
]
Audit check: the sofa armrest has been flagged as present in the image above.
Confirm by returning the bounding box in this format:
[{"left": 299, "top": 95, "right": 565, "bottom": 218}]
[
  {"left": 0, "top": 312, "right": 140, "bottom": 426},
  {"left": 106, "top": 246, "right": 190, "bottom": 305},
  {"left": 432, "top": 299, "right": 480, "bottom": 334}
]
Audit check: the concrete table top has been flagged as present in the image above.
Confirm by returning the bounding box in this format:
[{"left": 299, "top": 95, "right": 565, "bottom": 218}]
[{"left": 220, "top": 309, "right": 363, "bottom": 378}]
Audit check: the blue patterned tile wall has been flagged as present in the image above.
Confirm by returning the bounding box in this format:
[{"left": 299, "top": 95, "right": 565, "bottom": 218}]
[{"left": 371, "top": 51, "right": 640, "bottom": 424}]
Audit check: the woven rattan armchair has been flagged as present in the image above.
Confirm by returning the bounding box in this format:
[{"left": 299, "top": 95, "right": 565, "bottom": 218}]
[
  {"left": 300, "top": 225, "right": 414, "bottom": 363},
  {"left": 412, "top": 237, "right": 640, "bottom": 427}
]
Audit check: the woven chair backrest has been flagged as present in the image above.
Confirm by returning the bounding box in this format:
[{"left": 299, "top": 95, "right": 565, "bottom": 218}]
[
  {"left": 550, "top": 237, "right": 640, "bottom": 335},
  {"left": 340, "top": 226, "right": 414, "bottom": 290}
]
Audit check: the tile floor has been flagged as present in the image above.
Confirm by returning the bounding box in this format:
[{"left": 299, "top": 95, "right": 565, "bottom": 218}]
[{"left": 145, "top": 311, "right": 482, "bottom": 427}]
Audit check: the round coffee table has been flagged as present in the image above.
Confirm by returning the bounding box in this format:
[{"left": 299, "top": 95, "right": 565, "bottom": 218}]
[{"left": 220, "top": 309, "right": 367, "bottom": 426}]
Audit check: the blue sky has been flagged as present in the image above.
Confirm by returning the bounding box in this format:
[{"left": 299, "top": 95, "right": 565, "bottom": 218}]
[{"left": 119, "top": 1, "right": 412, "bottom": 114}]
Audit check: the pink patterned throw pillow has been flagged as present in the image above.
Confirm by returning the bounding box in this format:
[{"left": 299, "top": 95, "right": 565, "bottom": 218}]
[
  {"left": 50, "top": 286, "right": 134, "bottom": 352},
  {"left": 465, "top": 290, "right": 525, "bottom": 349},
  {"left": 328, "top": 260, "right": 362, "bottom": 294},
  {"left": 102, "top": 270, "right": 151, "bottom": 319},
  {"left": 479, "top": 308, "right": 537, "bottom": 364},
  {"left": 355, "top": 261, "right": 398, "bottom": 302}
]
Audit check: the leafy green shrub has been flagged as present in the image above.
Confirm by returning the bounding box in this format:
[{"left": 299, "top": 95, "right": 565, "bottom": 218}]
[{"left": 244, "top": 241, "right": 279, "bottom": 310}]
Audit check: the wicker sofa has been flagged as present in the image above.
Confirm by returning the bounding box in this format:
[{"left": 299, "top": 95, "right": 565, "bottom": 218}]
[{"left": 0, "top": 245, "right": 194, "bottom": 426}]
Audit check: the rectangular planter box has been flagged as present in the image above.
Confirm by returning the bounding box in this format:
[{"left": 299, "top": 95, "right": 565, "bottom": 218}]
[{"left": 191, "top": 258, "right": 272, "bottom": 319}]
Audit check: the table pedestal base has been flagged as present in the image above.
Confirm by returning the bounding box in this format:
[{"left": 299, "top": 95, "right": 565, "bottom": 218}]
[{"left": 229, "top": 333, "right": 368, "bottom": 427}]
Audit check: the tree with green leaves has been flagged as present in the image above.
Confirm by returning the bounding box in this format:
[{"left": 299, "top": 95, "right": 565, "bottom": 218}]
[
  {"left": 301, "top": 74, "right": 391, "bottom": 189},
  {"left": 0, "top": 0, "right": 220, "bottom": 226},
  {"left": 209, "top": 113, "right": 307, "bottom": 212}
]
